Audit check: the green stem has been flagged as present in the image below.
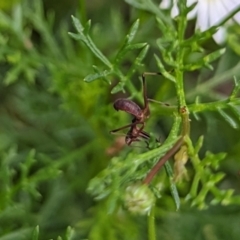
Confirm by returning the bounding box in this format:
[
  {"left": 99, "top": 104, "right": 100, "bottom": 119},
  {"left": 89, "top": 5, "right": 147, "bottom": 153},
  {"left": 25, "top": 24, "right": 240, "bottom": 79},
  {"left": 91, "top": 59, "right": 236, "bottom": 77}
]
[
  {"left": 175, "top": 0, "right": 187, "bottom": 108},
  {"left": 148, "top": 206, "right": 156, "bottom": 240},
  {"left": 180, "top": 107, "right": 190, "bottom": 136},
  {"left": 175, "top": 70, "right": 186, "bottom": 107},
  {"left": 189, "top": 173, "right": 201, "bottom": 197},
  {"left": 78, "top": 0, "right": 86, "bottom": 24},
  {"left": 175, "top": 1, "right": 191, "bottom": 140},
  {"left": 188, "top": 99, "right": 240, "bottom": 113}
]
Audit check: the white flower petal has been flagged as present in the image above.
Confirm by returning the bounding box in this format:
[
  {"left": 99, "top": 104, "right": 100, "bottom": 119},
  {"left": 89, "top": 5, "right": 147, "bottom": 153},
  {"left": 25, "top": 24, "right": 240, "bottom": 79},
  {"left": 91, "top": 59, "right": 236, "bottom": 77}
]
[
  {"left": 213, "top": 27, "right": 226, "bottom": 45},
  {"left": 221, "top": 0, "right": 240, "bottom": 13},
  {"left": 159, "top": 0, "right": 171, "bottom": 9},
  {"left": 232, "top": 0, "right": 240, "bottom": 5},
  {"left": 159, "top": 0, "right": 240, "bottom": 45},
  {"left": 209, "top": 1, "right": 227, "bottom": 26},
  {"left": 196, "top": 0, "right": 210, "bottom": 31},
  {"left": 171, "top": 1, "right": 179, "bottom": 18},
  {"left": 221, "top": 0, "right": 240, "bottom": 24}
]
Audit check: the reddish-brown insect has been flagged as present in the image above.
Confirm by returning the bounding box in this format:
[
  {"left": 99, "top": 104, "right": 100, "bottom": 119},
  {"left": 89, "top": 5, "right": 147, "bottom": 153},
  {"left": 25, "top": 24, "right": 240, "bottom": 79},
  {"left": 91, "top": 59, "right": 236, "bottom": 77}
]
[{"left": 111, "top": 72, "right": 160, "bottom": 146}]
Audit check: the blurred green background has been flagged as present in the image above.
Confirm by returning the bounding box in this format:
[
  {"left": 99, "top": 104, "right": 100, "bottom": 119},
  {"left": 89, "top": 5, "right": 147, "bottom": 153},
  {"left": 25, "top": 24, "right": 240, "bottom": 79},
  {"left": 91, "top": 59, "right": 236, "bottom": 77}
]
[{"left": 0, "top": 0, "right": 240, "bottom": 239}]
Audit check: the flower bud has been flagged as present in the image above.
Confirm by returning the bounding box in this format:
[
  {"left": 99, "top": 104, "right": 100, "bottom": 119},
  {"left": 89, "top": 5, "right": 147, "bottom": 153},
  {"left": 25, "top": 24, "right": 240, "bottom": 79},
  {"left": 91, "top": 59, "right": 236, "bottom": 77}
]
[{"left": 123, "top": 182, "right": 155, "bottom": 215}]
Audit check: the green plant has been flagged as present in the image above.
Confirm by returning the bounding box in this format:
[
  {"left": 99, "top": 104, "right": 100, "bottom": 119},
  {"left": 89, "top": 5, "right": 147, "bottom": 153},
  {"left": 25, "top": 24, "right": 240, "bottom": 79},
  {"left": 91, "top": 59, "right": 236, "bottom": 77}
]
[
  {"left": 69, "top": 0, "right": 240, "bottom": 239},
  {"left": 1, "top": 0, "right": 240, "bottom": 239}
]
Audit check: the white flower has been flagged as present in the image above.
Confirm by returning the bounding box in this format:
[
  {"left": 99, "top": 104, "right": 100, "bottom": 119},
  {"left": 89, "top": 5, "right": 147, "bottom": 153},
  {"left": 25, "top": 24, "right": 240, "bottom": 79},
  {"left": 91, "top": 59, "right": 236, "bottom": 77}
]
[{"left": 159, "top": 0, "right": 240, "bottom": 44}]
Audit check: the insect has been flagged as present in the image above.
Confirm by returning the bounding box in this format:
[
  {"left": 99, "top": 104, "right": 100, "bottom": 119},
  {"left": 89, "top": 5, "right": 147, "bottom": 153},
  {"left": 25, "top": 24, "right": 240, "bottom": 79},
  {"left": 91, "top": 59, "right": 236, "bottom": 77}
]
[{"left": 111, "top": 72, "right": 161, "bottom": 146}]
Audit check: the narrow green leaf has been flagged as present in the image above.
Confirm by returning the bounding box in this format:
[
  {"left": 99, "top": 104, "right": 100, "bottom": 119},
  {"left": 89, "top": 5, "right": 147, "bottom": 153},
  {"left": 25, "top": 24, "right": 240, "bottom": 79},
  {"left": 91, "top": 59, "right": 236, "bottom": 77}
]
[
  {"left": 203, "top": 48, "right": 226, "bottom": 63},
  {"left": 4, "top": 58, "right": 29, "bottom": 85},
  {"left": 126, "top": 19, "right": 140, "bottom": 44},
  {"left": 20, "top": 149, "right": 36, "bottom": 180},
  {"left": 192, "top": 112, "right": 200, "bottom": 121},
  {"left": 107, "top": 190, "right": 119, "bottom": 214},
  {"left": 68, "top": 32, "right": 83, "bottom": 41},
  {"left": 114, "top": 19, "right": 144, "bottom": 64},
  {"left": 125, "top": 44, "right": 149, "bottom": 77},
  {"left": 164, "top": 161, "right": 180, "bottom": 211},
  {"left": 134, "top": 44, "right": 149, "bottom": 64},
  {"left": 201, "top": 151, "right": 226, "bottom": 170},
  {"left": 70, "top": 16, "right": 112, "bottom": 67},
  {"left": 229, "top": 76, "right": 240, "bottom": 101},
  {"left": 156, "top": 17, "right": 167, "bottom": 33},
  {"left": 71, "top": 15, "right": 84, "bottom": 33},
  {"left": 85, "top": 19, "right": 91, "bottom": 34},
  {"left": 218, "top": 108, "right": 239, "bottom": 129},
  {"left": 124, "top": 0, "right": 145, "bottom": 10},
  {"left": 208, "top": 172, "right": 226, "bottom": 184},
  {"left": 186, "top": 1, "right": 198, "bottom": 14},
  {"left": 31, "top": 226, "right": 39, "bottom": 240},
  {"left": 126, "top": 43, "right": 147, "bottom": 50},
  {"left": 84, "top": 70, "right": 112, "bottom": 83},
  {"left": 228, "top": 103, "right": 240, "bottom": 119},
  {"left": 114, "top": 43, "right": 147, "bottom": 64},
  {"left": 65, "top": 226, "right": 74, "bottom": 240},
  {"left": 87, "top": 168, "right": 112, "bottom": 199},
  {"left": 111, "top": 82, "right": 125, "bottom": 94},
  {"left": 126, "top": 0, "right": 170, "bottom": 23},
  {"left": 12, "top": 4, "right": 23, "bottom": 33},
  {"left": 221, "top": 189, "right": 235, "bottom": 205},
  {"left": 183, "top": 49, "right": 225, "bottom": 71},
  {"left": 188, "top": 26, "right": 218, "bottom": 45},
  {"left": 154, "top": 55, "right": 176, "bottom": 82},
  {"left": 194, "top": 135, "right": 204, "bottom": 155},
  {"left": 156, "top": 39, "right": 175, "bottom": 67}
]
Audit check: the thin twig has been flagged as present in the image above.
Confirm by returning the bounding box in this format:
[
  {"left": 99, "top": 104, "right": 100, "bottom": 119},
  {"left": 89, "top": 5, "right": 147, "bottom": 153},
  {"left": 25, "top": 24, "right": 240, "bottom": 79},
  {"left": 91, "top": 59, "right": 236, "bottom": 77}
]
[{"left": 143, "top": 137, "right": 184, "bottom": 185}]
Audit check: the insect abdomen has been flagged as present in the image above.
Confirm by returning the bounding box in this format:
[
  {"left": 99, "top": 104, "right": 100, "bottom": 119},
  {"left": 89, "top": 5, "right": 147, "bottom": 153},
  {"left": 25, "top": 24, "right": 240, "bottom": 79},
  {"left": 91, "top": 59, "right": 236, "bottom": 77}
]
[{"left": 113, "top": 99, "right": 142, "bottom": 118}]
